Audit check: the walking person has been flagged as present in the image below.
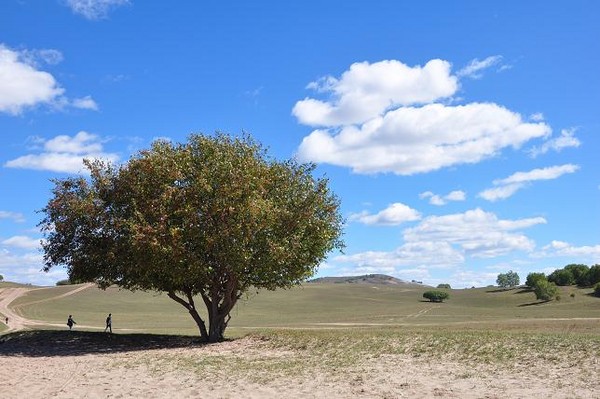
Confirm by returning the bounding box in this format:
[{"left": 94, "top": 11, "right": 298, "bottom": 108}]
[
  {"left": 67, "top": 315, "right": 76, "bottom": 330},
  {"left": 104, "top": 313, "right": 112, "bottom": 333}
]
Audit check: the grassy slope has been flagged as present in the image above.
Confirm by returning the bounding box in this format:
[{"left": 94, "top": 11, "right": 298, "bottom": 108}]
[{"left": 8, "top": 282, "right": 600, "bottom": 336}]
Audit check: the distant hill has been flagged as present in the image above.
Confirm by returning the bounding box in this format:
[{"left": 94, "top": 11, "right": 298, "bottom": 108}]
[{"left": 307, "top": 274, "right": 423, "bottom": 286}]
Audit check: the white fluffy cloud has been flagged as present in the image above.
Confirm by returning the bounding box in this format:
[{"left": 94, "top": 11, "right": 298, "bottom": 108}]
[
  {"left": 297, "top": 102, "right": 550, "bottom": 175},
  {"left": 65, "top": 0, "right": 130, "bottom": 20},
  {"left": 420, "top": 190, "right": 466, "bottom": 206},
  {"left": 350, "top": 203, "right": 421, "bottom": 226},
  {"left": 403, "top": 208, "right": 546, "bottom": 258},
  {"left": 479, "top": 164, "right": 579, "bottom": 201},
  {"left": 2, "top": 236, "right": 41, "bottom": 250},
  {"left": 0, "top": 249, "right": 65, "bottom": 286},
  {"left": 293, "top": 59, "right": 458, "bottom": 127},
  {"left": 534, "top": 241, "right": 600, "bottom": 262},
  {"left": 0, "top": 45, "right": 64, "bottom": 115},
  {"left": 294, "top": 57, "right": 551, "bottom": 175},
  {"left": 529, "top": 128, "right": 581, "bottom": 158},
  {"left": 4, "top": 131, "right": 119, "bottom": 173},
  {"left": 334, "top": 208, "right": 545, "bottom": 279},
  {"left": 335, "top": 241, "right": 465, "bottom": 270},
  {"left": 0, "top": 44, "right": 98, "bottom": 114}
]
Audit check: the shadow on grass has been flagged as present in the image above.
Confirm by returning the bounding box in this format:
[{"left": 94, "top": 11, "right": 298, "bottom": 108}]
[
  {"left": 0, "top": 329, "right": 211, "bottom": 357},
  {"left": 518, "top": 300, "right": 549, "bottom": 307}
]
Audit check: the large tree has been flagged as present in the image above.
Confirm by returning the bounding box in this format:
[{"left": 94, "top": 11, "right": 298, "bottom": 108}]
[
  {"left": 496, "top": 270, "right": 520, "bottom": 289},
  {"left": 40, "top": 134, "right": 344, "bottom": 342}
]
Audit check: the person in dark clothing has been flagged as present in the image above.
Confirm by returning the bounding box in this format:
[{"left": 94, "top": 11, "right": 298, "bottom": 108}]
[
  {"left": 4, "top": 317, "right": 8, "bottom": 325},
  {"left": 104, "top": 313, "right": 112, "bottom": 333},
  {"left": 67, "top": 315, "right": 76, "bottom": 330}
]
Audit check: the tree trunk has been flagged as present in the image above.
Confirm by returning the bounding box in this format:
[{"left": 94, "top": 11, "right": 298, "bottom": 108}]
[
  {"left": 167, "top": 290, "right": 209, "bottom": 342},
  {"left": 201, "top": 295, "right": 236, "bottom": 343}
]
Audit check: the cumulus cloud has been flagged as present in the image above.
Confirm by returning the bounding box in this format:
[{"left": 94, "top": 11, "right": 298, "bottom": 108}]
[
  {"left": 2, "top": 236, "right": 41, "bottom": 250},
  {"left": 533, "top": 240, "right": 600, "bottom": 262},
  {"left": 0, "top": 211, "right": 25, "bottom": 223},
  {"left": 293, "top": 57, "right": 552, "bottom": 175},
  {"left": 0, "top": 44, "right": 98, "bottom": 115},
  {"left": 350, "top": 203, "right": 421, "bottom": 226},
  {"left": 335, "top": 241, "right": 465, "bottom": 270},
  {"left": 293, "top": 59, "right": 458, "bottom": 126},
  {"left": 0, "top": 249, "right": 65, "bottom": 285},
  {"left": 0, "top": 45, "right": 64, "bottom": 115},
  {"left": 297, "top": 102, "right": 550, "bottom": 175},
  {"left": 457, "top": 55, "right": 504, "bottom": 79},
  {"left": 4, "top": 131, "right": 119, "bottom": 173},
  {"left": 479, "top": 164, "right": 580, "bottom": 201},
  {"left": 420, "top": 190, "right": 466, "bottom": 206},
  {"left": 403, "top": 208, "right": 546, "bottom": 258},
  {"left": 334, "top": 208, "right": 545, "bottom": 280},
  {"left": 65, "top": 0, "right": 130, "bottom": 20},
  {"left": 529, "top": 128, "right": 581, "bottom": 158}
]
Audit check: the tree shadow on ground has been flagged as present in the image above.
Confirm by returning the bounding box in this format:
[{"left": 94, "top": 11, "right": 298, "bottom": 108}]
[
  {"left": 518, "top": 300, "right": 549, "bottom": 307},
  {"left": 0, "top": 330, "right": 212, "bottom": 357}
]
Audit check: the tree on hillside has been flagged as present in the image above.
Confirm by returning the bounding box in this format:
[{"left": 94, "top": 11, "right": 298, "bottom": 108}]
[
  {"left": 548, "top": 268, "right": 575, "bottom": 286},
  {"left": 594, "top": 283, "right": 600, "bottom": 298},
  {"left": 564, "top": 264, "right": 590, "bottom": 286},
  {"left": 534, "top": 279, "right": 559, "bottom": 301},
  {"left": 39, "top": 134, "right": 344, "bottom": 343},
  {"left": 525, "top": 272, "right": 546, "bottom": 289},
  {"left": 437, "top": 283, "right": 451, "bottom": 289},
  {"left": 496, "top": 270, "right": 520, "bottom": 289},
  {"left": 423, "top": 290, "right": 449, "bottom": 302},
  {"left": 587, "top": 265, "right": 600, "bottom": 286}
]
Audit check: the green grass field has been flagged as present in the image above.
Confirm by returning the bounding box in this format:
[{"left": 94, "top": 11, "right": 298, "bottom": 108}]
[{"left": 7, "top": 281, "right": 600, "bottom": 336}]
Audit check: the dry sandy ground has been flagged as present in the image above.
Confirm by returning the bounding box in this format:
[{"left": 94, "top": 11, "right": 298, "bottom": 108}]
[
  {"left": 2, "top": 335, "right": 598, "bottom": 399},
  {"left": 1, "top": 286, "right": 598, "bottom": 398}
]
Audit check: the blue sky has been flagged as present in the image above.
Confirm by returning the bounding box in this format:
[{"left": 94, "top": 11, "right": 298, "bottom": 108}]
[{"left": 1, "top": 1, "right": 598, "bottom": 287}]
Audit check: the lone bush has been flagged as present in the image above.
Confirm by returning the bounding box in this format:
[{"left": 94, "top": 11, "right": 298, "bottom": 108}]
[
  {"left": 437, "top": 283, "right": 451, "bottom": 289},
  {"left": 423, "top": 290, "right": 449, "bottom": 303},
  {"left": 534, "top": 279, "right": 559, "bottom": 301},
  {"left": 525, "top": 272, "right": 546, "bottom": 289},
  {"left": 594, "top": 283, "right": 600, "bottom": 298}
]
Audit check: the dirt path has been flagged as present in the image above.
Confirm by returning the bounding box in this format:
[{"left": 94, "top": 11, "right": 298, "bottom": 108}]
[{"left": 0, "top": 284, "right": 94, "bottom": 332}]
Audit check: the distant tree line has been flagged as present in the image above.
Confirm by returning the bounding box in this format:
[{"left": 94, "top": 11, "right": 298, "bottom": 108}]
[
  {"left": 525, "top": 264, "right": 600, "bottom": 301},
  {"left": 494, "top": 264, "right": 600, "bottom": 302}
]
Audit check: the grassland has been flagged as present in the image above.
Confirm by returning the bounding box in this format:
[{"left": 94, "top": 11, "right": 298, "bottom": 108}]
[
  {"left": 3, "top": 281, "right": 600, "bottom": 398},
  {"left": 7, "top": 281, "right": 600, "bottom": 335}
]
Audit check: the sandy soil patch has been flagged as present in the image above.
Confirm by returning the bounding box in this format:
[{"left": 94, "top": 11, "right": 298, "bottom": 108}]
[{"left": 2, "top": 332, "right": 598, "bottom": 399}]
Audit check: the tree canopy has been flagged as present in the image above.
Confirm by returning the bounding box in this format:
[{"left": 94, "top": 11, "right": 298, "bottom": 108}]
[
  {"left": 423, "top": 290, "right": 449, "bottom": 303},
  {"left": 39, "top": 133, "right": 344, "bottom": 342},
  {"left": 496, "top": 270, "right": 520, "bottom": 289}
]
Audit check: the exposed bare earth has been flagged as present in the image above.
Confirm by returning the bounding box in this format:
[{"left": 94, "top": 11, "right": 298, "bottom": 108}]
[{"left": 1, "top": 286, "right": 599, "bottom": 398}]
